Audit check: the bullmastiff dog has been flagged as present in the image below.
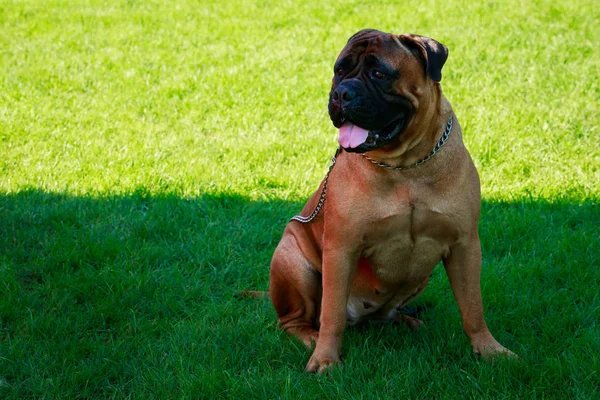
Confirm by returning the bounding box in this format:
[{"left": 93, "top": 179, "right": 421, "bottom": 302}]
[{"left": 269, "top": 29, "right": 514, "bottom": 373}]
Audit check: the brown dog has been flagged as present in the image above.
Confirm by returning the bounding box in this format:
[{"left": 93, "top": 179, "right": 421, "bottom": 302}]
[{"left": 269, "top": 29, "right": 514, "bottom": 373}]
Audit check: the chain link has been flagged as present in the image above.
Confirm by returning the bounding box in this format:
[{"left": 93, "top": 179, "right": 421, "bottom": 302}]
[
  {"left": 290, "top": 147, "right": 341, "bottom": 224},
  {"left": 290, "top": 115, "right": 453, "bottom": 224},
  {"left": 361, "top": 115, "right": 453, "bottom": 170}
]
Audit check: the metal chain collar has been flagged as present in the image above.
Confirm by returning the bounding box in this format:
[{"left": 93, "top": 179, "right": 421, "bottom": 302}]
[
  {"left": 290, "top": 147, "right": 341, "bottom": 224},
  {"left": 362, "top": 115, "right": 453, "bottom": 170},
  {"left": 290, "top": 115, "right": 453, "bottom": 224}
]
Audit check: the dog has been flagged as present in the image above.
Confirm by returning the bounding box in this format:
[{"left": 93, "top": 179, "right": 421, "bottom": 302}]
[{"left": 269, "top": 29, "right": 514, "bottom": 373}]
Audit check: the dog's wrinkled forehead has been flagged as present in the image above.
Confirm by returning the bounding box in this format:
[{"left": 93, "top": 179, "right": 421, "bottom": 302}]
[
  {"left": 347, "top": 28, "right": 385, "bottom": 44},
  {"left": 337, "top": 29, "right": 449, "bottom": 83},
  {"left": 337, "top": 29, "right": 412, "bottom": 65}
]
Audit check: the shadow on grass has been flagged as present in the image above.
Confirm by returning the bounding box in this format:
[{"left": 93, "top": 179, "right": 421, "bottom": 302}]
[{"left": 0, "top": 189, "right": 598, "bottom": 397}]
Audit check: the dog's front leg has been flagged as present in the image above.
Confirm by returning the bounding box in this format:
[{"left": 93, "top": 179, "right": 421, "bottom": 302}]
[
  {"left": 305, "top": 245, "right": 357, "bottom": 373},
  {"left": 443, "top": 235, "right": 514, "bottom": 359}
]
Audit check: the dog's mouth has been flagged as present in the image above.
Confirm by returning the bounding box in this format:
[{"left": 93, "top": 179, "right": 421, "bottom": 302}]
[{"left": 337, "top": 113, "right": 408, "bottom": 153}]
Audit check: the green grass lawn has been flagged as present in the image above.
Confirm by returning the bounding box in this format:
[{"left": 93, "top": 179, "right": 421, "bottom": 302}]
[{"left": 1, "top": 0, "right": 599, "bottom": 398}]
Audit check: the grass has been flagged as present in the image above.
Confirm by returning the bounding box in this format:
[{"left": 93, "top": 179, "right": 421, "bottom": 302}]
[{"left": 0, "top": 0, "right": 598, "bottom": 398}]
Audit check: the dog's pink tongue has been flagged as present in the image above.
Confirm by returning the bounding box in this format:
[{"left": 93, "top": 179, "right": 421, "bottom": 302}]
[{"left": 338, "top": 122, "right": 369, "bottom": 148}]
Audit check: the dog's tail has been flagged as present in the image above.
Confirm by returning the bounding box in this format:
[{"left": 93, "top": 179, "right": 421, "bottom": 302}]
[{"left": 236, "top": 290, "right": 270, "bottom": 299}]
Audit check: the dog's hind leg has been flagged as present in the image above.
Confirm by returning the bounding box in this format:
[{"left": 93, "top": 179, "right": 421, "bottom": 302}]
[{"left": 269, "top": 238, "right": 321, "bottom": 348}]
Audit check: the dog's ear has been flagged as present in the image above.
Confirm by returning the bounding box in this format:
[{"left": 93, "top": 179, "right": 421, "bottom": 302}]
[{"left": 399, "top": 34, "right": 448, "bottom": 82}]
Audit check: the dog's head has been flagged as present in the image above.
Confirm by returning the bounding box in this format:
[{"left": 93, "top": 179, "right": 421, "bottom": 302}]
[{"left": 328, "top": 29, "right": 448, "bottom": 153}]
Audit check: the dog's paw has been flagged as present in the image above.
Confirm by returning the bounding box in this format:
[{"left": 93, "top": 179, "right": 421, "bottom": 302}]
[
  {"left": 472, "top": 339, "right": 517, "bottom": 361},
  {"left": 305, "top": 350, "right": 341, "bottom": 373},
  {"left": 398, "top": 314, "right": 424, "bottom": 331}
]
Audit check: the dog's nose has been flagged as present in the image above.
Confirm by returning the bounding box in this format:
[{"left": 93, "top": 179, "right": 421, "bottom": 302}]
[{"left": 332, "top": 86, "right": 357, "bottom": 106}]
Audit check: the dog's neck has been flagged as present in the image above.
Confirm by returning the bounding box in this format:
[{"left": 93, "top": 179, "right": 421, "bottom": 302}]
[{"left": 362, "top": 85, "right": 450, "bottom": 168}]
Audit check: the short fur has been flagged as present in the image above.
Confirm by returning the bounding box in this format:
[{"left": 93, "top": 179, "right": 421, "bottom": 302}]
[{"left": 269, "top": 30, "right": 514, "bottom": 373}]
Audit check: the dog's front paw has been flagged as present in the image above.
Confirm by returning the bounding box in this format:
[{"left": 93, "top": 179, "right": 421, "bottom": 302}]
[
  {"left": 472, "top": 337, "right": 517, "bottom": 360},
  {"left": 305, "top": 348, "right": 341, "bottom": 373}
]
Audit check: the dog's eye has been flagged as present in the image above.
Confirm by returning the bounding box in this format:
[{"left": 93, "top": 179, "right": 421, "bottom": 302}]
[
  {"left": 371, "top": 70, "right": 385, "bottom": 80},
  {"left": 335, "top": 68, "right": 344, "bottom": 76}
]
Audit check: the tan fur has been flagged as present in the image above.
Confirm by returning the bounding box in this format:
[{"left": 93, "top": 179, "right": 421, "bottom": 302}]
[{"left": 269, "top": 32, "right": 514, "bottom": 373}]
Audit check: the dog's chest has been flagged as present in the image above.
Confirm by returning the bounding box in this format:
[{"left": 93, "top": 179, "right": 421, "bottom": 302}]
[
  {"left": 344, "top": 194, "right": 458, "bottom": 323},
  {"left": 361, "top": 191, "right": 459, "bottom": 284}
]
